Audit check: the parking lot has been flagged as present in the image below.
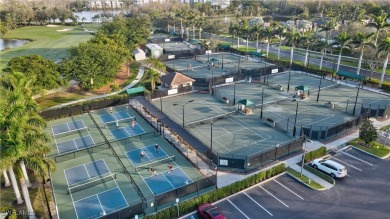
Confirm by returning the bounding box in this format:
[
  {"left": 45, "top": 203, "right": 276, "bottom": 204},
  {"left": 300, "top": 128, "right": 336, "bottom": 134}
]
[{"left": 185, "top": 148, "right": 390, "bottom": 219}]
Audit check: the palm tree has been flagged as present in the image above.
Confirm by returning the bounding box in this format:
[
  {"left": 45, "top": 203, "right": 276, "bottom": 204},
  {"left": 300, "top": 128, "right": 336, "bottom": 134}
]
[
  {"left": 146, "top": 69, "right": 161, "bottom": 91},
  {"left": 351, "top": 32, "right": 375, "bottom": 75},
  {"left": 240, "top": 20, "right": 250, "bottom": 53},
  {"left": 263, "top": 27, "right": 274, "bottom": 57},
  {"left": 284, "top": 29, "right": 302, "bottom": 66},
  {"left": 378, "top": 37, "right": 390, "bottom": 87},
  {"left": 298, "top": 33, "right": 315, "bottom": 67},
  {"left": 1, "top": 71, "right": 54, "bottom": 216},
  {"left": 314, "top": 40, "right": 330, "bottom": 70},
  {"left": 332, "top": 32, "right": 352, "bottom": 72},
  {"left": 318, "top": 18, "right": 337, "bottom": 40},
  {"left": 250, "top": 23, "right": 264, "bottom": 52},
  {"left": 274, "top": 26, "right": 285, "bottom": 60},
  {"left": 366, "top": 12, "right": 390, "bottom": 46}
]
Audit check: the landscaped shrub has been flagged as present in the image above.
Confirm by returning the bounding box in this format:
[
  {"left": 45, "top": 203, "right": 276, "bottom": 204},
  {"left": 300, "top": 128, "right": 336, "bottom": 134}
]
[
  {"left": 0, "top": 207, "right": 16, "bottom": 219},
  {"left": 145, "top": 163, "right": 285, "bottom": 219},
  {"left": 304, "top": 146, "right": 327, "bottom": 163}
]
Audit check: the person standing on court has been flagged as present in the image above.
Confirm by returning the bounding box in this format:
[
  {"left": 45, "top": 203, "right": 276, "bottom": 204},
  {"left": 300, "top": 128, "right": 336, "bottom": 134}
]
[
  {"left": 140, "top": 150, "right": 145, "bottom": 159},
  {"left": 167, "top": 163, "right": 173, "bottom": 173},
  {"left": 154, "top": 143, "right": 159, "bottom": 152},
  {"left": 131, "top": 120, "right": 135, "bottom": 128}
]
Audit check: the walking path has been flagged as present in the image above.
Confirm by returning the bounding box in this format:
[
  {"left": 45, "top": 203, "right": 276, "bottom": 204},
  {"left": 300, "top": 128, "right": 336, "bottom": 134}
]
[{"left": 45, "top": 65, "right": 145, "bottom": 110}]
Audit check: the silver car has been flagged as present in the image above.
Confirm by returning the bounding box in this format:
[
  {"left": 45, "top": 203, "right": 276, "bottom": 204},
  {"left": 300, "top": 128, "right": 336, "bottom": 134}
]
[{"left": 312, "top": 159, "right": 347, "bottom": 178}]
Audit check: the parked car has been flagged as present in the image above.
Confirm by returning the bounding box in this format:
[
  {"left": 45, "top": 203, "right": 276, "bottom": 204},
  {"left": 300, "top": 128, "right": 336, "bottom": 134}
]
[
  {"left": 197, "top": 203, "right": 226, "bottom": 219},
  {"left": 312, "top": 159, "right": 347, "bottom": 178}
]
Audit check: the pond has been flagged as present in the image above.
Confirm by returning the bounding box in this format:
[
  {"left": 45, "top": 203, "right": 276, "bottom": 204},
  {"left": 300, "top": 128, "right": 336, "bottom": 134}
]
[{"left": 0, "top": 39, "right": 29, "bottom": 51}]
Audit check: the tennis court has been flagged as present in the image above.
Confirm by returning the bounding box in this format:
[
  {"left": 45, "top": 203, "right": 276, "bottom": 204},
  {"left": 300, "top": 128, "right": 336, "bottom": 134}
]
[
  {"left": 159, "top": 41, "right": 191, "bottom": 51},
  {"left": 48, "top": 105, "right": 209, "bottom": 218}
]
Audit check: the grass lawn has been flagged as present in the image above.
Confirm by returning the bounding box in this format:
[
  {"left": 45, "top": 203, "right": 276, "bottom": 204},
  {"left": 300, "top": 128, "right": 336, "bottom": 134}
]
[
  {"left": 122, "top": 62, "right": 140, "bottom": 87},
  {"left": 0, "top": 25, "right": 93, "bottom": 69},
  {"left": 380, "top": 125, "right": 389, "bottom": 131},
  {"left": 35, "top": 91, "right": 90, "bottom": 110},
  {"left": 235, "top": 45, "right": 258, "bottom": 53},
  {"left": 286, "top": 167, "right": 324, "bottom": 189},
  {"left": 348, "top": 138, "right": 390, "bottom": 158}
]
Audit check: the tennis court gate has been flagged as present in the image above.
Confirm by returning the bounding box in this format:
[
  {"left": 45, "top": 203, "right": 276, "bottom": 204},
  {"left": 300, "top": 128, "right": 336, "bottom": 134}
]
[
  {"left": 212, "top": 137, "right": 303, "bottom": 173},
  {"left": 302, "top": 112, "right": 369, "bottom": 141},
  {"left": 360, "top": 104, "right": 390, "bottom": 119}
]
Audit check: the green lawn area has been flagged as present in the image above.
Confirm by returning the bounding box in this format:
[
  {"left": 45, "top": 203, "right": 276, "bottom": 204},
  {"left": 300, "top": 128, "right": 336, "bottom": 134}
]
[
  {"left": 235, "top": 45, "right": 258, "bottom": 53},
  {"left": 35, "top": 91, "right": 90, "bottom": 110},
  {"left": 286, "top": 167, "right": 324, "bottom": 189},
  {"left": 348, "top": 138, "right": 390, "bottom": 158},
  {"left": 122, "top": 62, "right": 140, "bottom": 87},
  {"left": 380, "top": 125, "right": 389, "bottom": 131},
  {"left": 0, "top": 25, "right": 94, "bottom": 69}
]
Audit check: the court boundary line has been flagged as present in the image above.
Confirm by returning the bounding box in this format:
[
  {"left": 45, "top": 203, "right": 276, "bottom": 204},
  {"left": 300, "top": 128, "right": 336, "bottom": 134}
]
[
  {"left": 64, "top": 159, "right": 111, "bottom": 188},
  {"left": 86, "top": 129, "right": 96, "bottom": 146},
  {"left": 95, "top": 195, "right": 106, "bottom": 215},
  {"left": 107, "top": 167, "right": 129, "bottom": 207},
  {"left": 52, "top": 126, "right": 60, "bottom": 154},
  {"left": 52, "top": 120, "right": 87, "bottom": 137},
  {"left": 83, "top": 164, "right": 91, "bottom": 179},
  {"left": 64, "top": 173, "right": 81, "bottom": 219},
  {"left": 142, "top": 167, "right": 193, "bottom": 194}
]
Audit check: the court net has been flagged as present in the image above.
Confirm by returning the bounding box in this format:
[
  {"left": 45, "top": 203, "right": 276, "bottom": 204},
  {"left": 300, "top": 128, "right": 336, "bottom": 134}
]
[
  {"left": 185, "top": 111, "right": 236, "bottom": 128},
  {"left": 55, "top": 127, "right": 89, "bottom": 139},
  {"left": 67, "top": 173, "right": 116, "bottom": 194},
  {"left": 135, "top": 155, "right": 175, "bottom": 172},
  {"left": 105, "top": 116, "right": 136, "bottom": 128}
]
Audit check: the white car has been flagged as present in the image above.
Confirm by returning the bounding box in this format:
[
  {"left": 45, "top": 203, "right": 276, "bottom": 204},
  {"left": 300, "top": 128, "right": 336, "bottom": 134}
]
[{"left": 312, "top": 159, "right": 347, "bottom": 178}]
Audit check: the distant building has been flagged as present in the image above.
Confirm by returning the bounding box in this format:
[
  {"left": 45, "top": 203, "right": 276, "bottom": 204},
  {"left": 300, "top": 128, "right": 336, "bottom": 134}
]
[
  {"left": 86, "top": 1, "right": 123, "bottom": 9},
  {"left": 133, "top": 49, "right": 146, "bottom": 61},
  {"left": 145, "top": 43, "right": 163, "bottom": 58},
  {"left": 160, "top": 72, "right": 195, "bottom": 90}
]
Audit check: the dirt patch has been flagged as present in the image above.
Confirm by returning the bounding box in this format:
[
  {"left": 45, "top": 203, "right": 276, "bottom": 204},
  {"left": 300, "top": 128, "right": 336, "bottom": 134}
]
[{"left": 91, "top": 63, "right": 133, "bottom": 95}]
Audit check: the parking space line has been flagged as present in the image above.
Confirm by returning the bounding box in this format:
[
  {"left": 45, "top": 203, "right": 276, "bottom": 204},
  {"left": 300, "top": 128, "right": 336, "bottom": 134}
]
[
  {"left": 331, "top": 157, "right": 362, "bottom": 171},
  {"left": 227, "top": 199, "right": 251, "bottom": 219},
  {"left": 243, "top": 192, "right": 273, "bottom": 216},
  {"left": 341, "top": 151, "right": 374, "bottom": 166},
  {"left": 273, "top": 179, "right": 304, "bottom": 200},
  {"left": 259, "top": 186, "right": 289, "bottom": 208}
]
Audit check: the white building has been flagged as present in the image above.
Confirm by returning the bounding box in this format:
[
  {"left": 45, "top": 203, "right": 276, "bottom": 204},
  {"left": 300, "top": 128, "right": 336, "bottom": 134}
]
[{"left": 86, "top": 1, "right": 124, "bottom": 9}]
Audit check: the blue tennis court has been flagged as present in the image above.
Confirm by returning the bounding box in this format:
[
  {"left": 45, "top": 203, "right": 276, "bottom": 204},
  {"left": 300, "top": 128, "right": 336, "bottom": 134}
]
[
  {"left": 65, "top": 160, "right": 110, "bottom": 187},
  {"left": 108, "top": 123, "right": 145, "bottom": 140},
  {"left": 52, "top": 120, "right": 86, "bottom": 136},
  {"left": 56, "top": 135, "right": 95, "bottom": 154},
  {"left": 126, "top": 145, "right": 167, "bottom": 166},
  {"left": 144, "top": 168, "right": 193, "bottom": 195},
  {"left": 100, "top": 111, "right": 133, "bottom": 124},
  {"left": 74, "top": 187, "right": 128, "bottom": 219}
]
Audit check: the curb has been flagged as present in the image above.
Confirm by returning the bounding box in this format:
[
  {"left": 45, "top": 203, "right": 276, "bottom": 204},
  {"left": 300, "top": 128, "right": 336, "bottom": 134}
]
[
  {"left": 350, "top": 146, "right": 390, "bottom": 160},
  {"left": 286, "top": 172, "right": 327, "bottom": 191}
]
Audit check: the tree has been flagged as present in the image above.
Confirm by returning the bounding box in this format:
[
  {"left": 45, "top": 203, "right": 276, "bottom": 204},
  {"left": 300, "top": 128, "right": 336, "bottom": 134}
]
[
  {"left": 378, "top": 37, "right": 390, "bottom": 87},
  {"left": 5, "top": 55, "right": 66, "bottom": 94},
  {"left": 250, "top": 23, "right": 263, "bottom": 52},
  {"left": 359, "top": 119, "right": 378, "bottom": 147},
  {"left": 299, "top": 33, "right": 316, "bottom": 67},
  {"left": 145, "top": 69, "right": 160, "bottom": 91},
  {"left": 274, "top": 26, "right": 285, "bottom": 60},
  {"left": 0, "top": 71, "right": 54, "bottom": 217},
  {"left": 284, "top": 29, "right": 302, "bottom": 65},
  {"left": 263, "top": 27, "right": 274, "bottom": 57},
  {"left": 175, "top": 9, "right": 187, "bottom": 38},
  {"left": 314, "top": 40, "right": 330, "bottom": 70},
  {"left": 351, "top": 32, "right": 375, "bottom": 75},
  {"left": 332, "top": 32, "right": 351, "bottom": 72},
  {"left": 366, "top": 12, "right": 390, "bottom": 47}
]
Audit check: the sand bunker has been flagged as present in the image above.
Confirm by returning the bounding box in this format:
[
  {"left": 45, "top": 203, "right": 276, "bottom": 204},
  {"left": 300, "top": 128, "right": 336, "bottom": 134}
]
[
  {"left": 47, "top": 25, "right": 59, "bottom": 27},
  {"left": 56, "top": 28, "right": 73, "bottom": 32}
]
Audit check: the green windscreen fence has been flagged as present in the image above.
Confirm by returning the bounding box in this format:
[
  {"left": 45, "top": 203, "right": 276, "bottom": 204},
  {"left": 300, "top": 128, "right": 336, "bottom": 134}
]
[{"left": 336, "top": 71, "right": 365, "bottom": 81}]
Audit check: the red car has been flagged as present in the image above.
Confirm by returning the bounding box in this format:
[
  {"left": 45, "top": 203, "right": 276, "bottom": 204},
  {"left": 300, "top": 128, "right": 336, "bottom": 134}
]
[{"left": 197, "top": 203, "right": 226, "bottom": 219}]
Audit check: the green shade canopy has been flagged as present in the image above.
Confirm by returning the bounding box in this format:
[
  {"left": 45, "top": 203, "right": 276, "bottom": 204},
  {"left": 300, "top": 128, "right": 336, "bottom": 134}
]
[
  {"left": 336, "top": 71, "right": 365, "bottom": 81},
  {"left": 210, "top": 58, "right": 219, "bottom": 62},
  {"left": 126, "top": 86, "right": 145, "bottom": 95},
  {"left": 219, "top": 44, "right": 231, "bottom": 49},
  {"left": 248, "top": 51, "right": 263, "bottom": 57},
  {"left": 188, "top": 39, "right": 202, "bottom": 45},
  {"left": 295, "top": 85, "right": 310, "bottom": 91},
  {"left": 238, "top": 99, "right": 254, "bottom": 107}
]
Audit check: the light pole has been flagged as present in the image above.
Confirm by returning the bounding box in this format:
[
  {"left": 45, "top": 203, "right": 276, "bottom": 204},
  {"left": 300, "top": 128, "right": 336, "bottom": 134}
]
[
  {"left": 293, "top": 101, "right": 299, "bottom": 137},
  {"left": 260, "top": 88, "right": 264, "bottom": 119},
  {"left": 352, "top": 81, "right": 361, "bottom": 116},
  {"left": 173, "top": 100, "right": 194, "bottom": 128},
  {"left": 221, "top": 47, "right": 224, "bottom": 69},
  {"left": 316, "top": 75, "right": 323, "bottom": 103},
  {"left": 301, "top": 135, "right": 307, "bottom": 177},
  {"left": 210, "top": 116, "right": 225, "bottom": 165},
  {"left": 211, "top": 67, "right": 214, "bottom": 96}
]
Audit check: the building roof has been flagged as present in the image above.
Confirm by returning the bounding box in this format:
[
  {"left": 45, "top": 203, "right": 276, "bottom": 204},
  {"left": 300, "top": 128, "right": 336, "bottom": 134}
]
[
  {"left": 133, "top": 48, "right": 145, "bottom": 55},
  {"left": 160, "top": 72, "right": 195, "bottom": 86},
  {"left": 146, "top": 43, "right": 163, "bottom": 50}
]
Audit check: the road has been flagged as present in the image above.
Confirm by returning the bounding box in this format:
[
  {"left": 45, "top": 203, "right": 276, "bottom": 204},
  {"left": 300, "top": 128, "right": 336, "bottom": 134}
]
[{"left": 205, "top": 34, "right": 390, "bottom": 82}]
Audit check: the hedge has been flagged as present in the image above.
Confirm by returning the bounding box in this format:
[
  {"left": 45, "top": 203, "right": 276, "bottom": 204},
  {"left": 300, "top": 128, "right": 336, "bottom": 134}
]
[
  {"left": 0, "top": 207, "right": 16, "bottom": 219},
  {"left": 303, "top": 165, "right": 335, "bottom": 184},
  {"left": 145, "top": 163, "right": 286, "bottom": 219},
  {"left": 304, "top": 146, "right": 327, "bottom": 163}
]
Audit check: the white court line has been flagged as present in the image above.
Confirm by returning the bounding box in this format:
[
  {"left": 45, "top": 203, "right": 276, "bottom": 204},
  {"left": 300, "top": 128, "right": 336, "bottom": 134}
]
[
  {"left": 66, "top": 172, "right": 80, "bottom": 219},
  {"left": 162, "top": 173, "right": 176, "bottom": 189},
  {"left": 86, "top": 130, "right": 96, "bottom": 145},
  {"left": 331, "top": 157, "right": 362, "bottom": 171},
  {"left": 95, "top": 195, "right": 106, "bottom": 214},
  {"left": 80, "top": 120, "right": 87, "bottom": 130},
  {"left": 341, "top": 151, "right": 373, "bottom": 166},
  {"left": 51, "top": 127, "right": 60, "bottom": 154},
  {"left": 66, "top": 122, "right": 71, "bottom": 132},
  {"left": 259, "top": 185, "right": 289, "bottom": 208},
  {"left": 73, "top": 139, "right": 79, "bottom": 150},
  {"left": 74, "top": 187, "right": 119, "bottom": 202},
  {"left": 227, "top": 199, "right": 251, "bottom": 219},
  {"left": 301, "top": 114, "right": 336, "bottom": 127},
  {"left": 107, "top": 165, "right": 129, "bottom": 207},
  {"left": 83, "top": 164, "right": 91, "bottom": 179},
  {"left": 243, "top": 192, "right": 273, "bottom": 216},
  {"left": 273, "top": 179, "right": 304, "bottom": 200}
]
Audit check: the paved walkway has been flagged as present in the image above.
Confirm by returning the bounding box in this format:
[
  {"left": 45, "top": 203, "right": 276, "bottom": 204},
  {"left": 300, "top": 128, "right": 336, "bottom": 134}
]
[
  {"left": 289, "top": 164, "right": 333, "bottom": 189},
  {"left": 45, "top": 65, "right": 145, "bottom": 110}
]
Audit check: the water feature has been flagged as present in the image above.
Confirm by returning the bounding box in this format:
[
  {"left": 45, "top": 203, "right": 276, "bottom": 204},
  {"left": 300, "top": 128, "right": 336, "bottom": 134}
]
[{"left": 0, "top": 39, "right": 29, "bottom": 51}]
